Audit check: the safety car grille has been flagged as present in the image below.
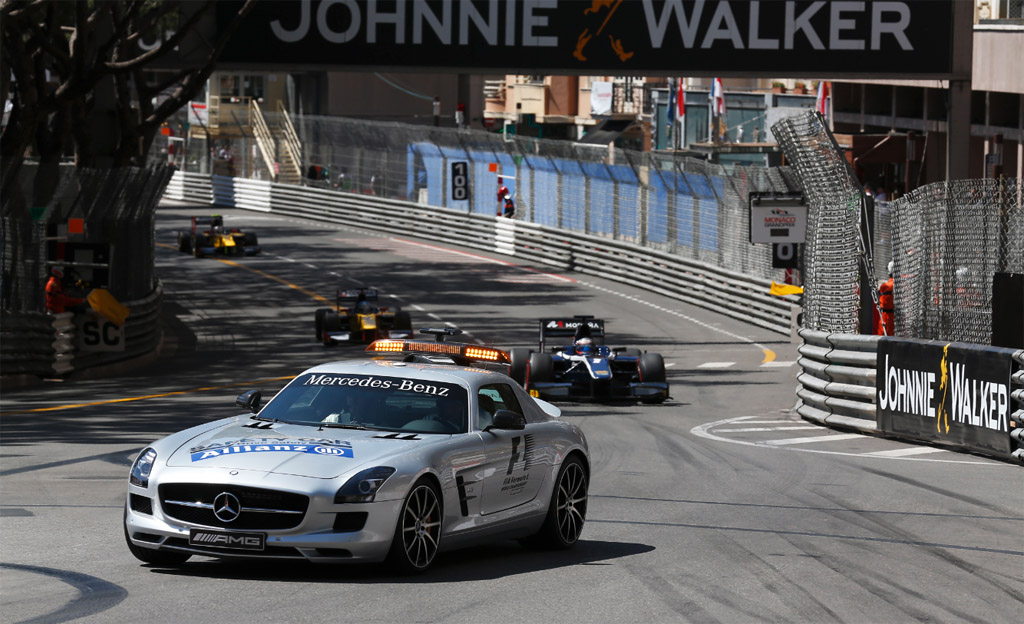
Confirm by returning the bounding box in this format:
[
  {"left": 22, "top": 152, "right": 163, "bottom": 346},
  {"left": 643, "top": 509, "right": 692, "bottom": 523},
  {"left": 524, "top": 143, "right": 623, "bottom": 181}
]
[
  {"left": 159, "top": 484, "right": 309, "bottom": 530},
  {"left": 130, "top": 494, "right": 153, "bottom": 515},
  {"left": 333, "top": 512, "right": 368, "bottom": 533}
]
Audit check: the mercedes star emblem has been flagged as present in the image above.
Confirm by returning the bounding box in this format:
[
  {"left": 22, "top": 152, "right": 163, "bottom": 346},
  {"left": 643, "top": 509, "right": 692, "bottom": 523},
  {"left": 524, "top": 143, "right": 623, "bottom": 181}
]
[{"left": 212, "top": 492, "right": 241, "bottom": 522}]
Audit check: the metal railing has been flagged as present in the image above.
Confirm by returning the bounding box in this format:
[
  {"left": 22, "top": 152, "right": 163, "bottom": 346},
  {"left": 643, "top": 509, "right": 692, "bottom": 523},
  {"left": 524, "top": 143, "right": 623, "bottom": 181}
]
[
  {"left": 277, "top": 101, "right": 303, "bottom": 182},
  {"left": 249, "top": 100, "right": 276, "bottom": 180}
]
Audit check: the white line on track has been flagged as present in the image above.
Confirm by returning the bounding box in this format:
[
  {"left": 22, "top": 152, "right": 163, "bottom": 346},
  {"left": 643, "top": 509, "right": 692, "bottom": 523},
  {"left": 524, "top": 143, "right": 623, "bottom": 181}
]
[
  {"left": 698, "top": 362, "right": 735, "bottom": 369},
  {"left": 864, "top": 447, "right": 949, "bottom": 457},
  {"left": 690, "top": 414, "right": 995, "bottom": 465},
  {"left": 765, "top": 433, "right": 864, "bottom": 445},
  {"left": 715, "top": 426, "right": 821, "bottom": 433}
]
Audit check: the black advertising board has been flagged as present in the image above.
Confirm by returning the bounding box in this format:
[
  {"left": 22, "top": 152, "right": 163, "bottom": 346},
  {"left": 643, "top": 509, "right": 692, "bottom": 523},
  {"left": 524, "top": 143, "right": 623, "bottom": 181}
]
[
  {"left": 216, "top": 1, "right": 957, "bottom": 77},
  {"left": 876, "top": 338, "right": 1015, "bottom": 458}
]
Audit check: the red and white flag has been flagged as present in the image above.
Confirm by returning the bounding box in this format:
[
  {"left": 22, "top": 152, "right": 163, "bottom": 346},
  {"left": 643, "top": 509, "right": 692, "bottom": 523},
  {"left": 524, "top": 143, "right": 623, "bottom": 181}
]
[
  {"left": 677, "top": 78, "right": 685, "bottom": 117},
  {"left": 712, "top": 78, "right": 726, "bottom": 116},
  {"left": 816, "top": 81, "right": 829, "bottom": 116}
]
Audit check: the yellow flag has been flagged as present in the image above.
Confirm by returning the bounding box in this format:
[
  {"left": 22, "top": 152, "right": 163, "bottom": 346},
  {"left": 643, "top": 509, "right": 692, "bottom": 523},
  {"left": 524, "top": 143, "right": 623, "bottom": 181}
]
[
  {"left": 87, "top": 288, "right": 131, "bottom": 326},
  {"left": 770, "top": 281, "right": 804, "bottom": 296}
]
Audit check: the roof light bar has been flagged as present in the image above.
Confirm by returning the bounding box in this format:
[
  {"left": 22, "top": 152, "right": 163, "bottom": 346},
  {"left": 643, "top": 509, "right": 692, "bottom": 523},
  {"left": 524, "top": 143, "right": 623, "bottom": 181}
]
[{"left": 367, "top": 340, "right": 510, "bottom": 364}]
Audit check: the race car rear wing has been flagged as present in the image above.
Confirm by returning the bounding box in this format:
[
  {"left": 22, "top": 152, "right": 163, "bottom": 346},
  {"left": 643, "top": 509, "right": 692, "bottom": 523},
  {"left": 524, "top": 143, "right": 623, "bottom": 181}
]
[
  {"left": 539, "top": 316, "right": 605, "bottom": 351},
  {"left": 336, "top": 289, "right": 380, "bottom": 309}
]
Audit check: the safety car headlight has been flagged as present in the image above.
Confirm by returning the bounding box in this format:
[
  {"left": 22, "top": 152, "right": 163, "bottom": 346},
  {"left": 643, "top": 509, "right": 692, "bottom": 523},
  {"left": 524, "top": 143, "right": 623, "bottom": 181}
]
[
  {"left": 130, "top": 448, "right": 157, "bottom": 488},
  {"left": 335, "top": 466, "right": 395, "bottom": 503}
]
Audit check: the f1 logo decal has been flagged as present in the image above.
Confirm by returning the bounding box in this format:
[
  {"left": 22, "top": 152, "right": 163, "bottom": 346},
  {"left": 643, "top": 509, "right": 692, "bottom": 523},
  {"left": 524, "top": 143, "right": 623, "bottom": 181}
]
[{"left": 506, "top": 436, "right": 521, "bottom": 475}]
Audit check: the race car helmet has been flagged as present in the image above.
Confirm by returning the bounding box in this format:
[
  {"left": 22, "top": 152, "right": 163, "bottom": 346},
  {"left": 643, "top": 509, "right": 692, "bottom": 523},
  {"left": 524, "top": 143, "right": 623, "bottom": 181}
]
[
  {"left": 575, "top": 337, "right": 593, "bottom": 355},
  {"left": 356, "top": 301, "right": 373, "bottom": 314}
]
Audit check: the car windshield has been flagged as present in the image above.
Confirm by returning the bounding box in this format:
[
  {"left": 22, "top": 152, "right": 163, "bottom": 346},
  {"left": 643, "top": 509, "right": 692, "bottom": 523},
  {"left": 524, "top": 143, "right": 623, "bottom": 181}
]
[{"left": 258, "top": 373, "right": 469, "bottom": 434}]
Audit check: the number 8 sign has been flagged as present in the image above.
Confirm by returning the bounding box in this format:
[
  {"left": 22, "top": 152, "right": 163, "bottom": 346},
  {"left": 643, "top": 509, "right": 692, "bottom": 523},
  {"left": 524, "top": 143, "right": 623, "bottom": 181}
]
[{"left": 451, "top": 161, "right": 469, "bottom": 201}]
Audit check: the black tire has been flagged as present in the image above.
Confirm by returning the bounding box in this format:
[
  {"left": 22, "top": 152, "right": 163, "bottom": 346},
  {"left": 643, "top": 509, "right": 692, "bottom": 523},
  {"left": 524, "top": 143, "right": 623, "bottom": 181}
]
[
  {"left": 526, "top": 351, "right": 553, "bottom": 388},
  {"left": 321, "top": 311, "right": 341, "bottom": 346},
  {"left": 535, "top": 455, "right": 588, "bottom": 549},
  {"left": 385, "top": 479, "right": 442, "bottom": 574},
  {"left": 124, "top": 504, "right": 191, "bottom": 566},
  {"left": 314, "top": 308, "right": 332, "bottom": 342},
  {"left": 509, "top": 348, "right": 531, "bottom": 385},
  {"left": 243, "top": 232, "right": 258, "bottom": 246},
  {"left": 177, "top": 231, "right": 191, "bottom": 254},
  {"left": 191, "top": 234, "right": 206, "bottom": 258},
  {"left": 394, "top": 310, "right": 412, "bottom": 330},
  {"left": 638, "top": 352, "right": 666, "bottom": 383}
]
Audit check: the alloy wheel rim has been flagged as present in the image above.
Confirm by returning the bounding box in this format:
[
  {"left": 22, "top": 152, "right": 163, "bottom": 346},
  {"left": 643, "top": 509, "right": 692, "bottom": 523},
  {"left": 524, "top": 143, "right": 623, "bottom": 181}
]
[
  {"left": 402, "top": 485, "right": 440, "bottom": 568},
  {"left": 556, "top": 463, "right": 587, "bottom": 544}
]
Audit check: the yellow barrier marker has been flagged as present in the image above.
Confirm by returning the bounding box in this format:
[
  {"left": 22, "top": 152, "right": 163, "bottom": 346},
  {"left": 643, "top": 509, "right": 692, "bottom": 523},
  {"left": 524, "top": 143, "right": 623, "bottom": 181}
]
[{"left": 761, "top": 349, "right": 776, "bottom": 364}]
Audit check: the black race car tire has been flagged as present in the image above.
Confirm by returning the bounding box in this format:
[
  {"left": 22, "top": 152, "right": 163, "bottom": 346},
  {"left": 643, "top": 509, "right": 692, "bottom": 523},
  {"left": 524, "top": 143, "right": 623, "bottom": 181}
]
[
  {"left": 314, "top": 308, "right": 332, "bottom": 342},
  {"left": 527, "top": 351, "right": 553, "bottom": 387},
  {"left": 192, "top": 234, "right": 207, "bottom": 258},
  {"left": 385, "top": 478, "right": 442, "bottom": 574},
  {"left": 321, "top": 311, "right": 341, "bottom": 346},
  {"left": 534, "top": 454, "right": 587, "bottom": 549},
  {"left": 177, "top": 232, "right": 192, "bottom": 254},
  {"left": 243, "top": 232, "right": 258, "bottom": 246},
  {"left": 124, "top": 504, "right": 191, "bottom": 565},
  {"left": 638, "top": 352, "right": 666, "bottom": 383},
  {"left": 394, "top": 310, "right": 412, "bottom": 330},
  {"left": 509, "top": 348, "right": 531, "bottom": 385}
]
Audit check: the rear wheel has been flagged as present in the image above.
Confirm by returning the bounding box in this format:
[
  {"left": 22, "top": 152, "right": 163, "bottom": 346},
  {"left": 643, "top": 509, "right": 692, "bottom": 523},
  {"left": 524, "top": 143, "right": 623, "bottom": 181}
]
[
  {"left": 321, "top": 311, "right": 341, "bottom": 346},
  {"left": 535, "top": 455, "right": 588, "bottom": 548},
  {"left": 509, "top": 348, "right": 531, "bottom": 385},
  {"left": 526, "top": 351, "right": 553, "bottom": 389},
  {"left": 394, "top": 310, "right": 412, "bottom": 330},
  {"left": 124, "top": 504, "right": 191, "bottom": 565},
  {"left": 314, "top": 308, "right": 332, "bottom": 342},
  {"left": 386, "top": 479, "right": 442, "bottom": 574},
  {"left": 192, "top": 234, "right": 207, "bottom": 258},
  {"left": 243, "top": 232, "right": 258, "bottom": 246},
  {"left": 177, "top": 232, "right": 192, "bottom": 253}
]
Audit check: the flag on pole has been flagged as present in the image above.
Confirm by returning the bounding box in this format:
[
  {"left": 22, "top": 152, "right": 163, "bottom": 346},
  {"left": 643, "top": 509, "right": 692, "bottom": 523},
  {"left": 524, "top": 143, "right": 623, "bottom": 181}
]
[
  {"left": 677, "top": 78, "right": 685, "bottom": 117},
  {"left": 712, "top": 77, "right": 726, "bottom": 116},
  {"left": 815, "top": 81, "right": 829, "bottom": 117},
  {"left": 667, "top": 78, "right": 676, "bottom": 126}
]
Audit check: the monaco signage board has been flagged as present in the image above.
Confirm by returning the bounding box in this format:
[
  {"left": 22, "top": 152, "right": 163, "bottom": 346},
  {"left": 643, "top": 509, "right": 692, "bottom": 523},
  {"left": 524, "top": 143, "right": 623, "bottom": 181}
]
[
  {"left": 875, "top": 338, "right": 1015, "bottom": 459},
  {"left": 216, "top": 0, "right": 957, "bottom": 77}
]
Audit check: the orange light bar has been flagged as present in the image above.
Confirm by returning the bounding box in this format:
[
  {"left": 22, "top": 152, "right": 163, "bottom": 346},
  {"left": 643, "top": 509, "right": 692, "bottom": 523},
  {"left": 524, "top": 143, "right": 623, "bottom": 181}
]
[{"left": 366, "top": 340, "right": 510, "bottom": 363}]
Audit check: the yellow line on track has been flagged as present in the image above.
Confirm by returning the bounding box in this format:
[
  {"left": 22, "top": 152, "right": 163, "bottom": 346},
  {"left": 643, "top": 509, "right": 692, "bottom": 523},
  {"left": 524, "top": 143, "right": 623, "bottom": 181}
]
[
  {"left": 215, "top": 258, "right": 331, "bottom": 303},
  {"left": 761, "top": 349, "right": 776, "bottom": 364},
  {"left": 0, "top": 376, "right": 294, "bottom": 416}
]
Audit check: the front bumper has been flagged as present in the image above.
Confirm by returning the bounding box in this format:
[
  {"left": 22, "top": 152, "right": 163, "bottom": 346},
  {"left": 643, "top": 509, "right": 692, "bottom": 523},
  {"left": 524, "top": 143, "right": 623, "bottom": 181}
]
[{"left": 125, "top": 480, "right": 403, "bottom": 563}]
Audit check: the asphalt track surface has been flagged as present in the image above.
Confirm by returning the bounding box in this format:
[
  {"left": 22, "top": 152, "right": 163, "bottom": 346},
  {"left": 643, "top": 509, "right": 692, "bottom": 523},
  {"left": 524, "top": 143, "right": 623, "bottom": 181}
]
[{"left": 1, "top": 200, "right": 1021, "bottom": 624}]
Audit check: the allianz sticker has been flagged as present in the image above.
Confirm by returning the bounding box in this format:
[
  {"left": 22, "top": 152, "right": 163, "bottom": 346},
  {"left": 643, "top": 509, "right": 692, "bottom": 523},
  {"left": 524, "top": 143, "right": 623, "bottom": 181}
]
[{"left": 189, "top": 437, "right": 353, "bottom": 462}]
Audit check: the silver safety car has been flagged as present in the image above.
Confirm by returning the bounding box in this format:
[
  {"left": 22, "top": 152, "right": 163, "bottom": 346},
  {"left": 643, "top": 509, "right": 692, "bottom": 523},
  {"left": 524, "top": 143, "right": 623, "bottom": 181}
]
[{"left": 124, "top": 329, "right": 590, "bottom": 573}]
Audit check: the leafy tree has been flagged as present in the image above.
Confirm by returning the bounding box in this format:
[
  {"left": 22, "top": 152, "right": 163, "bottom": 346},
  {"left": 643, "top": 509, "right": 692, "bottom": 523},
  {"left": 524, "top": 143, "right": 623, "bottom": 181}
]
[{"left": 0, "top": 0, "right": 254, "bottom": 181}]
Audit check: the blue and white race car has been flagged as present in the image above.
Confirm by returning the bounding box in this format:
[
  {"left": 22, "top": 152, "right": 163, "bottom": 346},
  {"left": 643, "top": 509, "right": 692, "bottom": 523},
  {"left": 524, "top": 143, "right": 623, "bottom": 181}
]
[
  {"left": 508, "top": 316, "right": 669, "bottom": 404},
  {"left": 124, "top": 329, "right": 589, "bottom": 573}
]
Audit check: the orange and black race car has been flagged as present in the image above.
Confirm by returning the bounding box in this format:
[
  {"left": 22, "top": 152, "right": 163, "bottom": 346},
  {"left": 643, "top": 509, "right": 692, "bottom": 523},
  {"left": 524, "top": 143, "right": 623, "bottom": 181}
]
[
  {"left": 314, "top": 289, "right": 413, "bottom": 345},
  {"left": 176, "top": 215, "right": 260, "bottom": 258}
]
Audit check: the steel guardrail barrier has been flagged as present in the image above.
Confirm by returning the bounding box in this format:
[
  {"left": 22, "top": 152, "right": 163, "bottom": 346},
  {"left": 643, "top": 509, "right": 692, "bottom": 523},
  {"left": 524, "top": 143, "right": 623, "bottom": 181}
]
[
  {"left": 172, "top": 172, "right": 797, "bottom": 335},
  {"left": 1011, "top": 350, "right": 1024, "bottom": 463},
  {"left": 795, "top": 328, "right": 880, "bottom": 434}
]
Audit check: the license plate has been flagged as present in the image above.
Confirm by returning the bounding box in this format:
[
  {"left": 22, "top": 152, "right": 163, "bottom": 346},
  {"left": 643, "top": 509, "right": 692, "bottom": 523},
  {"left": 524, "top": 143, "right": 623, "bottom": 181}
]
[{"left": 189, "top": 529, "right": 265, "bottom": 551}]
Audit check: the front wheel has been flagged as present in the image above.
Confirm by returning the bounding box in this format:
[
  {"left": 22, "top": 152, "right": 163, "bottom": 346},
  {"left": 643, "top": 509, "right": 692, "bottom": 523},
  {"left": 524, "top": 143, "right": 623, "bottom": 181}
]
[
  {"left": 536, "top": 455, "right": 588, "bottom": 548},
  {"left": 124, "top": 504, "right": 191, "bottom": 565},
  {"left": 386, "top": 479, "right": 442, "bottom": 574},
  {"left": 509, "top": 348, "right": 531, "bottom": 385}
]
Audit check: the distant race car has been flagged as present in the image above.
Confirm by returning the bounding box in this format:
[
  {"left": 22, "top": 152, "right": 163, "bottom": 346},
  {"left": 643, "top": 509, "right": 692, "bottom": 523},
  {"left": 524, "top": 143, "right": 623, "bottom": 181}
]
[
  {"left": 315, "top": 289, "right": 413, "bottom": 345},
  {"left": 124, "top": 328, "right": 590, "bottom": 573},
  {"left": 508, "top": 316, "right": 669, "bottom": 404},
  {"left": 177, "top": 215, "right": 261, "bottom": 258}
]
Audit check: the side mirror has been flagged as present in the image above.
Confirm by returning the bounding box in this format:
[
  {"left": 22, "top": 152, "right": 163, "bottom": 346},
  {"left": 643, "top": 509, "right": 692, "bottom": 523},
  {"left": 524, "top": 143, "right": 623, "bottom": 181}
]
[
  {"left": 491, "top": 409, "right": 526, "bottom": 430},
  {"left": 236, "top": 389, "right": 262, "bottom": 413}
]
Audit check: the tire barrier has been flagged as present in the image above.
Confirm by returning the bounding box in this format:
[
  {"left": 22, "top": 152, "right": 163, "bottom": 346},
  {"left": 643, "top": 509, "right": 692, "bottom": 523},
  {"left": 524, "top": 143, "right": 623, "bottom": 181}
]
[
  {"left": 1012, "top": 350, "right": 1024, "bottom": 463},
  {"left": 0, "top": 282, "right": 163, "bottom": 382},
  {"left": 171, "top": 172, "right": 798, "bottom": 335}
]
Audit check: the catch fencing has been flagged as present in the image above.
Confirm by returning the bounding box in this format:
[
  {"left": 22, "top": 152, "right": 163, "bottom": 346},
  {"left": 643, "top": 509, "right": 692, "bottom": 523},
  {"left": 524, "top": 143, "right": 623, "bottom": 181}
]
[{"left": 188, "top": 113, "right": 799, "bottom": 287}]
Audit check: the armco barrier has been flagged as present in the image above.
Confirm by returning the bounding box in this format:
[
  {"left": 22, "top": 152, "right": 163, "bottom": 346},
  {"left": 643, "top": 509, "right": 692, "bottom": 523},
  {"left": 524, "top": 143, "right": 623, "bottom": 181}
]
[
  {"left": 0, "top": 282, "right": 163, "bottom": 382},
  {"left": 1008, "top": 350, "right": 1024, "bottom": 463},
  {"left": 175, "top": 173, "right": 798, "bottom": 335},
  {"left": 795, "top": 329, "right": 880, "bottom": 434}
]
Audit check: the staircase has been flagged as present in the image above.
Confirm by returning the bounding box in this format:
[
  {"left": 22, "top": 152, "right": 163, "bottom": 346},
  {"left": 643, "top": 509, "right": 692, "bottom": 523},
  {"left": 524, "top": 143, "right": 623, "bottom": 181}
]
[{"left": 250, "top": 101, "right": 303, "bottom": 185}]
